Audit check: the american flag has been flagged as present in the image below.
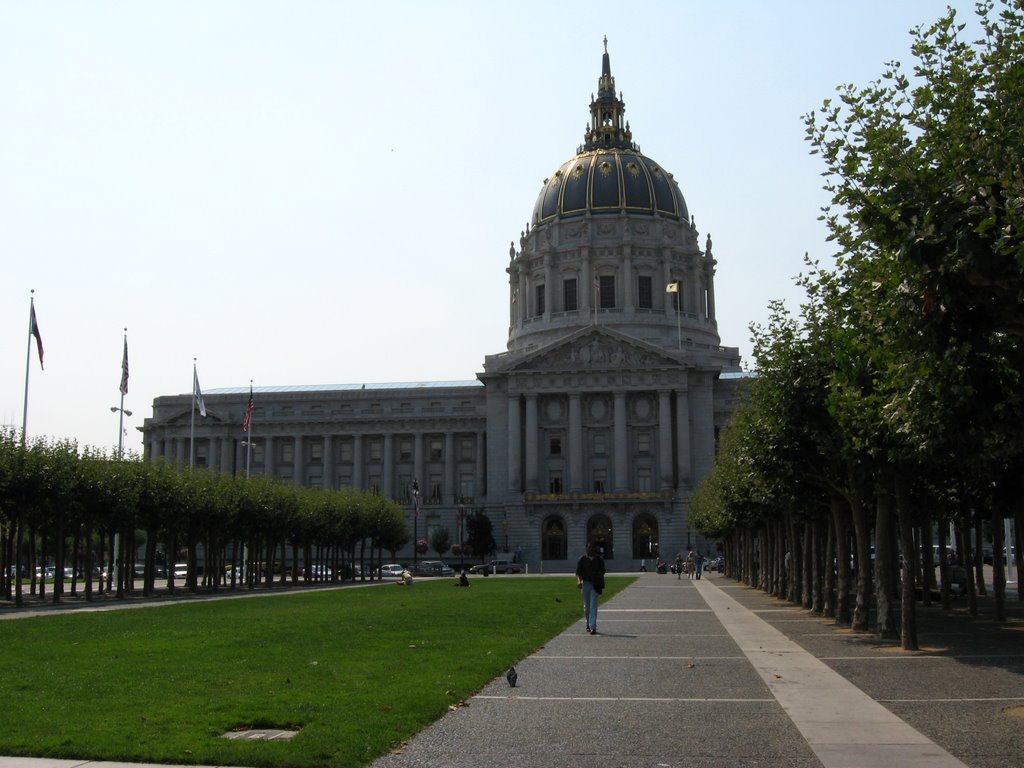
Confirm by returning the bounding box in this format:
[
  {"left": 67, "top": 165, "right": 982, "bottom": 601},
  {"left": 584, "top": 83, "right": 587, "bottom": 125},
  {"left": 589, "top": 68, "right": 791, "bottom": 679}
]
[
  {"left": 29, "top": 304, "right": 44, "bottom": 370},
  {"left": 119, "top": 337, "right": 129, "bottom": 395},
  {"left": 242, "top": 386, "right": 254, "bottom": 432}
]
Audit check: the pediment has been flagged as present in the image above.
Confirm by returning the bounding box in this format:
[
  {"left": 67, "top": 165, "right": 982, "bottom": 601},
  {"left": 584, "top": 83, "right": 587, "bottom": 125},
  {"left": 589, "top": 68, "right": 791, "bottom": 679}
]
[
  {"left": 161, "top": 408, "right": 228, "bottom": 427},
  {"left": 506, "top": 328, "right": 684, "bottom": 374}
]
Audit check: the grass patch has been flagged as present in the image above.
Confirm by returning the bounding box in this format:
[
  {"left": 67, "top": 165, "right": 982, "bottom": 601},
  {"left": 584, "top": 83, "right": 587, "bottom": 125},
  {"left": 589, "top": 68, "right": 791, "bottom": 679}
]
[{"left": 0, "top": 576, "right": 632, "bottom": 768}]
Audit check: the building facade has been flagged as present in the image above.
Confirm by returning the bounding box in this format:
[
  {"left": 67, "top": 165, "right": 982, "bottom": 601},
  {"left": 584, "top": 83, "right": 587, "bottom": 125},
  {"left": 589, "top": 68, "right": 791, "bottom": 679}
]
[{"left": 142, "top": 42, "right": 744, "bottom": 572}]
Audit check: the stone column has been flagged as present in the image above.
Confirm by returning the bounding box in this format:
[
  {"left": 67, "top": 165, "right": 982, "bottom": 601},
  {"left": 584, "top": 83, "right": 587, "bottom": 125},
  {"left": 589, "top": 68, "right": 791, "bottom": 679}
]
[
  {"left": 444, "top": 432, "right": 455, "bottom": 503},
  {"left": 543, "top": 253, "right": 553, "bottom": 320},
  {"left": 475, "top": 431, "right": 486, "bottom": 501},
  {"left": 413, "top": 433, "right": 424, "bottom": 494},
  {"left": 323, "top": 434, "right": 334, "bottom": 490},
  {"left": 658, "top": 390, "right": 673, "bottom": 490},
  {"left": 706, "top": 262, "right": 717, "bottom": 321},
  {"left": 263, "top": 435, "right": 275, "bottom": 478},
  {"left": 676, "top": 388, "right": 691, "bottom": 487},
  {"left": 174, "top": 438, "right": 185, "bottom": 467},
  {"left": 690, "top": 374, "right": 714, "bottom": 485},
  {"left": 383, "top": 434, "right": 394, "bottom": 498},
  {"left": 507, "top": 396, "right": 522, "bottom": 491},
  {"left": 623, "top": 247, "right": 634, "bottom": 312},
  {"left": 151, "top": 437, "right": 163, "bottom": 461},
  {"left": 581, "top": 248, "right": 593, "bottom": 314},
  {"left": 353, "top": 434, "right": 364, "bottom": 489},
  {"left": 525, "top": 395, "right": 539, "bottom": 493},
  {"left": 613, "top": 391, "right": 628, "bottom": 492},
  {"left": 220, "top": 437, "right": 233, "bottom": 475},
  {"left": 568, "top": 393, "right": 583, "bottom": 492},
  {"left": 294, "top": 435, "right": 304, "bottom": 487}
]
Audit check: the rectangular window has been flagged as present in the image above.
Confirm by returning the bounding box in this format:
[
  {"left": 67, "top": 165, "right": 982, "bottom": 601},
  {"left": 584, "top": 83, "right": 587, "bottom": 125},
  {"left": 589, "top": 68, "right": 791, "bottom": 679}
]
[
  {"left": 338, "top": 474, "right": 352, "bottom": 488},
  {"left": 637, "top": 467, "right": 653, "bottom": 492},
  {"left": 549, "top": 471, "right": 563, "bottom": 494},
  {"left": 369, "top": 438, "right": 383, "bottom": 462},
  {"left": 310, "top": 441, "right": 323, "bottom": 462},
  {"left": 459, "top": 437, "right": 474, "bottom": 461},
  {"left": 599, "top": 275, "right": 616, "bottom": 309},
  {"left": 593, "top": 470, "right": 607, "bottom": 494},
  {"left": 369, "top": 475, "right": 381, "bottom": 494},
  {"left": 637, "top": 431, "right": 652, "bottom": 454},
  {"left": 281, "top": 442, "right": 294, "bottom": 464},
  {"left": 459, "top": 473, "right": 474, "bottom": 500},
  {"left": 308, "top": 474, "right": 322, "bottom": 488},
  {"left": 398, "top": 474, "right": 411, "bottom": 500},
  {"left": 429, "top": 438, "right": 443, "bottom": 461},
  {"left": 550, "top": 436, "right": 562, "bottom": 455},
  {"left": 593, "top": 431, "right": 607, "bottom": 455},
  {"left": 637, "top": 275, "right": 653, "bottom": 309},
  {"left": 195, "top": 443, "right": 208, "bottom": 468},
  {"left": 563, "top": 278, "right": 578, "bottom": 311},
  {"left": 535, "top": 283, "right": 545, "bottom": 316},
  {"left": 429, "top": 475, "right": 443, "bottom": 504},
  {"left": 251, "top": 444, "right": 265, "bottom": 465},
  {"left": 339, "top": 440, "right": 353, "bottom": 463},
  {"left": 399, "top": 438, "right": 413, "bottom": 461}
]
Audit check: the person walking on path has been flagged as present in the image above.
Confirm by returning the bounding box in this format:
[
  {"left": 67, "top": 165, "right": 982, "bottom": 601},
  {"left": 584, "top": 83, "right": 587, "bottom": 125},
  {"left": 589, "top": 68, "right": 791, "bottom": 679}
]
[
  {"left": 694, "top": 551, "right": 705, "bottom": 580},
  {"left": 675, "top": 552, "right": 684, "bottom": 579},
  {"left": 686, "top": 550, "right": 696, "bottom": 580},
  {"left": 575, "top": 541, "right": 606, "bottom": 634}
]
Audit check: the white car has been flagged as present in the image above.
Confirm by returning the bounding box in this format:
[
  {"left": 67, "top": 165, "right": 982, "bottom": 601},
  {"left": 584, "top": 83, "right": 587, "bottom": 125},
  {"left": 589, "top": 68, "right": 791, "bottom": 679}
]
[{"left": 379, "top": 563, "right": 405, "bottom": 577}]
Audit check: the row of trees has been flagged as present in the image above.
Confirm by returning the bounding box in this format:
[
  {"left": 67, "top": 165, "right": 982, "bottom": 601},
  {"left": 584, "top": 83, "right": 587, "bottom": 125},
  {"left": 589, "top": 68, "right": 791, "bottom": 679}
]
[
  {"left": 690, "top": 1, "right": 1024, "bottom": 648},
  {"left": 0, "top": 431, "right": 409, "bottom": 607}
]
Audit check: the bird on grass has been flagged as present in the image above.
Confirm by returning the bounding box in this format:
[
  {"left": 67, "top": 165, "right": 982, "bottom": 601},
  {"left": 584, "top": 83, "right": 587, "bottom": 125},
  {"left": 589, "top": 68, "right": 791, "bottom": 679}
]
[{"left": 506, "top": 666, "right": 518, "bottom": 687}]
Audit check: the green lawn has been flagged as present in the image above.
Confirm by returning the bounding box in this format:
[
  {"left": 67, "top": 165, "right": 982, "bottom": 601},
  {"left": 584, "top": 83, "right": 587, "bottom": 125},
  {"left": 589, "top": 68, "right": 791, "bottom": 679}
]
[{"left": 0, "top": 576, "right": 632, "bottom": 768}]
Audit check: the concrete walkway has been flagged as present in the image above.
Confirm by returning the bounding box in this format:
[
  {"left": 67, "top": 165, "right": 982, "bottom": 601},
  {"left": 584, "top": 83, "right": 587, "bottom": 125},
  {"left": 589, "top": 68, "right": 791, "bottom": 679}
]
[
  {"left": 2, "top": 573, "right": 1021, "bottom": 768},
  {"left": 368, "top": 573, "right": 1019, "bottom": 768}
]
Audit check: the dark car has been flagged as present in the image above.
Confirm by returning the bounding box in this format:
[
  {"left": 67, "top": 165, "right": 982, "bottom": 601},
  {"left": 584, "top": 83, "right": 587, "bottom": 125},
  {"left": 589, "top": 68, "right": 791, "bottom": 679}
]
[
  {"left": 412, "top": 560, "right": 455, "bottom": 577},
  {"left": 469, "top": 560, "right": 522, "bottom": 575}
]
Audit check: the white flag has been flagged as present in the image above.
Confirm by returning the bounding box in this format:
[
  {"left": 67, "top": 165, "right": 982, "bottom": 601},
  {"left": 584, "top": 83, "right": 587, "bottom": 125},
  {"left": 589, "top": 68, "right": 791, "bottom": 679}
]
[
  {"left": 665, "top": 282, "right": 680, "bottom": 293},
  {"left": 194, "top": 366, "right": 206, "bottom": 417}
]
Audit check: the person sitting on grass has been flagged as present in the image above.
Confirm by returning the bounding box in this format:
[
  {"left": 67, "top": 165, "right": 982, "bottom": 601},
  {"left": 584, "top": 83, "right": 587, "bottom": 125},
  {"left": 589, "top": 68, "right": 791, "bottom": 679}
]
[{"left": 398, "top": 569, "right": 414, "bottom": 586}]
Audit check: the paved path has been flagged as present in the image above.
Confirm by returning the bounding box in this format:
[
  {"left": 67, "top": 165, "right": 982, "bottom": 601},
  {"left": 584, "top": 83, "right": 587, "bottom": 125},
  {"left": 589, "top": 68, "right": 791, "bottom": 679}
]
[
  {"left": 2, "top": 573, "right": 1021, "bottom": 768},
  {"left": 368, "top": 573, "right": 1021, "bottom": 768}
]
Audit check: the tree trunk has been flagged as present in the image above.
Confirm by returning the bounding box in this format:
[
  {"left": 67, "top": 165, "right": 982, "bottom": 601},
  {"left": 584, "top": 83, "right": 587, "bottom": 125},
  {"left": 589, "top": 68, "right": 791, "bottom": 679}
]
[
  {"left": 849, "top": 484, "right": 872, "bottom": 633},
  {"left": 1015, "top": 501, "right": 1024, "bottom": 601},
  {"left": 973, "top": 515, "right": 987, "bottom": 596},
  {"left": 991, "top": 508, "right": 1006, "bottom": 622},
  {"left": 874, "top": 489, "right": 899, "bottom": 639},
  {"left": 958, "top": 517, "right": 978, "bottom": 616},
  {"left": 937, "top": 524, "right": 952, "bottom": 611},
  {"left": 832, "top": 495, "right": 852, "bottom": 626},
  {"left": 920, "top": 509, "right": 935, "bottom": 606},
  {"left": 811, "top": 515, "right": 823, "bottom": 614},
  {"left": 823, "top": 511, "right": 836, "bottom": 618},
  {"left": 894, "top": 475, "right": 918, "bottom": 650}
]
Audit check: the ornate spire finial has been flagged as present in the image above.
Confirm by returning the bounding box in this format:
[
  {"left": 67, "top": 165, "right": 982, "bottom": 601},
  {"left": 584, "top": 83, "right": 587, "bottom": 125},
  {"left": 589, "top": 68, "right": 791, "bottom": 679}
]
[{"left": 582, "top": 38, "right": 635, "bottom": 152}]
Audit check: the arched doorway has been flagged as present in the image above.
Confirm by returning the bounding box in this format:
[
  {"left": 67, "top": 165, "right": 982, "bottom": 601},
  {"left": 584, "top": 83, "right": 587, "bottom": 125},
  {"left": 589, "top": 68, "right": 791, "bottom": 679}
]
[
  {"left": 587, "top": 514, "right": 614, "bottom": 560},
  {"left": 632, "top": 513, "right": 659, "bottom": 559},
  {"left": 541, "top": 515, "right": 567, "bottom": 560}
]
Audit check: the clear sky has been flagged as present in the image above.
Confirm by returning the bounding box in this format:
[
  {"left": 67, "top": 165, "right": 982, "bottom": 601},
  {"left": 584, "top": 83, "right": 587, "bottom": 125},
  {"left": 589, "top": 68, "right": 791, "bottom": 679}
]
[{"left": 1, "top": 0, "right": 981, "bottom": 455}]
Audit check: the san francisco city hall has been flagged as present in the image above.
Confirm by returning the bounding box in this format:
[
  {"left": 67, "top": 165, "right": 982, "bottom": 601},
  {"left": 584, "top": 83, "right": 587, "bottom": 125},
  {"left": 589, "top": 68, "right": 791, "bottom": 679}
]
[{"left": 142, "top": 42, "right": 745, "bottom": 572}]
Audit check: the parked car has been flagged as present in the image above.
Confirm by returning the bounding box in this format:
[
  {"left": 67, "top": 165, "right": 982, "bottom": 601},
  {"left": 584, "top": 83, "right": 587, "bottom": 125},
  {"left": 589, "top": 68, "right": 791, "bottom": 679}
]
[
  {"left": 469, "top": 560, "right": 522, "bottom": 575},
  {"left": 378, "top": 563, "right": 405, "bottom": 578},
  {"left": 412, "top": 560, "right": 455, "bottom": 577}
]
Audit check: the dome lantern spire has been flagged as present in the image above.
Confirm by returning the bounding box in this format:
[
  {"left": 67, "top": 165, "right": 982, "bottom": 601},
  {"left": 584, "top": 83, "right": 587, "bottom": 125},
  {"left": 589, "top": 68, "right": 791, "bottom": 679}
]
[{"left": 583, "top": 37, "right": 635, "bottom": 152}]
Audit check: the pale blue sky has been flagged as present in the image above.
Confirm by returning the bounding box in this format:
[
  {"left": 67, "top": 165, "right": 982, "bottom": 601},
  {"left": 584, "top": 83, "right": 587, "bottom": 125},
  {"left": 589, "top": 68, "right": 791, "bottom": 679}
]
[{"left": 1, "top": 0, "right": 980, "bottom": 453}]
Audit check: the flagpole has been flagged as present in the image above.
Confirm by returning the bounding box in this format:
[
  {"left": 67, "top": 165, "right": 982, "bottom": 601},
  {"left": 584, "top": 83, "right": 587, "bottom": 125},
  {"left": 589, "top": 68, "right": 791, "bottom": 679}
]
[
  {"left": 21, "top": 290, "right": 36, "bottom": 448},
  {"left": 190, "top": 359, "right": 197, "bottom": 470}
]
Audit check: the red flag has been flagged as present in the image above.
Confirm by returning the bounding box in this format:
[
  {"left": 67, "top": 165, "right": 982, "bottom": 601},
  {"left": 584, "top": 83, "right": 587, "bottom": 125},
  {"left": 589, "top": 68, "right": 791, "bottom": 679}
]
[
  {"left": 29, "top": 304, "right": 44, "bottom": 370},
  {"left": 242, "top": 386, "right": 254, "bottom": 432}
]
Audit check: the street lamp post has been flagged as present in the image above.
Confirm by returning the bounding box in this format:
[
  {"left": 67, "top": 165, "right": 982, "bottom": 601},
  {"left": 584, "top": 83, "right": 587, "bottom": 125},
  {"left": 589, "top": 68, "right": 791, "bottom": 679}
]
[
  {"left": 110, "top": 404, "right": 132, "bottom": 595},
  {"left": 411, "top": 479, "right": 420, "bottom": 567},
  {"left": 457, "top": 500, "right": 465, "bottom": 572},
  {"left": 242, "top": 439, "right": 258, "bottom": 478}
]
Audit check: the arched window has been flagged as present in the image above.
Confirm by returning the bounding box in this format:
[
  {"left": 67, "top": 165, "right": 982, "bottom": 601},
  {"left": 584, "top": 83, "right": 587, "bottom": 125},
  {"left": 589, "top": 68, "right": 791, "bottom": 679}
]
[
  {"left": 632, "top": 514, "right": 659, "bottom": 559},
  {"left": 587, "top": 514, "right": 614, "bottom": 560},
  {"left": 541, "top": 515, "right": 567, "bottom": 560}
]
